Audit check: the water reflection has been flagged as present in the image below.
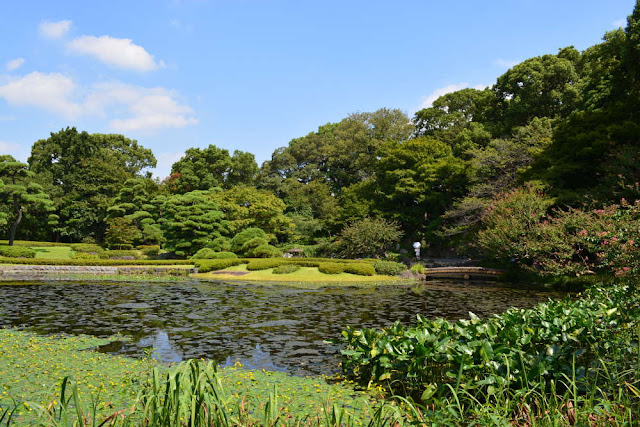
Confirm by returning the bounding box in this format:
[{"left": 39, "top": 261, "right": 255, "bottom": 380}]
[{"left": 0, "top": 280, "right": 564, "bottom": 376}]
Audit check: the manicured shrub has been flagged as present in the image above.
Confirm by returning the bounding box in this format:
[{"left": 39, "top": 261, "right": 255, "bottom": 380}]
[
  {"left": 373, "top": 260, "right": 407, "bottom": 276},
  {"left": 71, "top": 252, "right": 100, "bottom": 260},
  {"left": 337, "top": 218, "right": 403, "bottom": 258},
  {"left": 272, "top": 264, "right": 301, "bottom": 274},
  {"left": 139, "top": 245, "right": 161, "bottom": 256},
  {"left": 230, "top": 228, "right": 268, "bottom": 254},
  {"left": 0, "top": 246, "right": 36, "bottom": 258},
  {"left": 0, "top": 258, "right": 193, "bottom": 266},
  {"left": 194, "top": 259, "right": 245, "bottom": 273},
  {"left": 101, "top": 250, "right": 141, "bottom": 260},
  {"left": 318, "top": 262, "right": 345, "bottom": 274},
  {"left": 343, "top": 263, "right": 376, "bottom": 276},
  {"left": 190, "top": 248, "right": 217, "bottom": 260},
  {"left": 206, "top": 236, "right": 231, "bottom": 252},
  {"left": 71, "top": 243, "right": 104, "bottom": 254},
  {"left": 208, "top": 251, "right": 238, "bottom": 259},
  {"left": 246, "top": 259, "right": 288, "bottom": 271},
  {"left": 241, "top": 237, "right": 269, "bottom": 256},
  {"left": 191, "top": 249, "right": 239, "bottom": 260},
  {"left": 250, "top": 244, "right": 283, "bottom": 258}
]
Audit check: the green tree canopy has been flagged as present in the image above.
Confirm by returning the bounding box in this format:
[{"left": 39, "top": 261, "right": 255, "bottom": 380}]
[
  {"left": 28, "top": 127, "right": 155, "bottom": 241},
  {"left": 0, "top": 156, "right": 56, "bottom": 245}
]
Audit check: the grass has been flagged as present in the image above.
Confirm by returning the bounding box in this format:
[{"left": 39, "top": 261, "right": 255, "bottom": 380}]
[
  {"left": 31, "top": 247, "right": 73, "bottom": 260},
  {"left": 0, "top": 329, "right": 385, "bottom": 426},
  {"left": 195, "top": 264, "right": 402, "bottom": 283}
]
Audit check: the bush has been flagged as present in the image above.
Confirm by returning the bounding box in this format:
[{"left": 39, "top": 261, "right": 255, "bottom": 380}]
[
  {"left": 241, "top": 237, "right": 269, "bottom": 256},
  {"left": 272, "top": 264, "right": 301, "bottom": 274},
  {"left": 0, "top": 258, "right": 193, "bottom": 266},
  {"left": 208, "top": 251, "right": 238, "bottom": 259},
  {"left": 194, "top": 259, "right": 246, "bottom": 273},
  {"left": 206, "top": 236, "right": 231, "bottom": 252},
  {"left": 372, "top": 260, "right": 407, "bottom": 276},
  {"left": 191, "top": 249, "right": 239, "bottom": 260},
  {"left": 139, "top": 245, "right": 161, "bottom": 256},
  {"left": 71, "top": 252, "right": 100, "bottom": 260},
  {"left": 246, "top": 259, "right": 288, "bottom": 271},
  {"left": 0, "top": 246, "right": 36, "bottom": 258},
  {"left": 343, "top": 263, "right": 376, "bottom": 276},
  {"left": 190, "top": 248, "right": 217, "bottom": 260},
  {"left": 250, "top": 244, "right": 283, "bottom": 258},
  {"left": 101, "top": 250, "right": 141, "bottom": 260},
  {"left": 230, "top": 228, "right": 268, "bottom": 253},
  {"left": 71, "top": 243, "right": 104, "bottom": 254},
  {"left": 318, "top": 262, "right": 345, "bottom": 274},
  {"left": 410, "top": 263, "right": 426, "bottom": 274},
  {"left": 337, "top": 218, "right": 403, "bottom": 258}
]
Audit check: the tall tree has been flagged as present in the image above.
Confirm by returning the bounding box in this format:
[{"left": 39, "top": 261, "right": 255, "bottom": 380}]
[
  {"left": 0, "top": 156, "right": 56, "bottom": 245},
  {"left": 28, "top": 128, "right": 155, "bottom": 241},
  {"left": 167, "top": 145, "right": 257, "bottom": 193}
]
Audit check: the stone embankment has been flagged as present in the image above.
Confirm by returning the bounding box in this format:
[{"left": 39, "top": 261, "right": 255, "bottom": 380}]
[{"left": 0, "top": 265, "right": 196, "bottom": 279}]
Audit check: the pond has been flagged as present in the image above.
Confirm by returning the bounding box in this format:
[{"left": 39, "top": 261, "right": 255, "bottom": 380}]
[{"left": 0, "top": 280, "right": 565, "bottom": 376}]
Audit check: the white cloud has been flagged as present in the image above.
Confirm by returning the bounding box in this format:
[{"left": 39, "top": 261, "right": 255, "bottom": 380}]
[
  {"left": 612, "top": 18, "right": 626, "bottom": 28},
  {"left": 6, "top": 58, "right": 25, "bottom": 71},
  {"left": 67, "top": 35, "right": 162, "bottom": 72},
  {"left": 85, "top": 82, "right": 198, "bottom": 132},
  {"left": 0, "top": 72, "right": 81, "bottom": 117},
  {"left": 0, "top": 73, "right": 197, "bottom": 132},
  {"left": 494, "top": 58, "right": 520, "bottom": 69},
  {"left": 39, "top": 20, "right": 72, "bottom": 39},
  {"left": 418, "top": 83, "right": 487, "bottom": 110}
]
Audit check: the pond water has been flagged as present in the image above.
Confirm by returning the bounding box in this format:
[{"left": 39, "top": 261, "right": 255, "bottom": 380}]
[{"left": 0, "top": 280, "right": 565, "bottom": 376}]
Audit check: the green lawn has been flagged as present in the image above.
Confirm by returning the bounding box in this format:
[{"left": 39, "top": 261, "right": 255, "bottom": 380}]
[
  {"left": 31, "top": 246, "right": 73, "bottom": 259},
  {"left": 195, "top": 264, "right": 404, "bottom": 283}
]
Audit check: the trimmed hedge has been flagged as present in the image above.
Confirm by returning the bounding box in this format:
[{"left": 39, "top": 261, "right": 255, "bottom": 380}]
[
  {"left": 0, "top": 246, "right": 36, "bottom": 258},
  {"left": 344, "top": 263, "right": 376, "bottom": 276},
  {"left": 272, "top": 264, "right": 301, "bottom": 274},
  {"left": 0, "top": 258, "right": 193, "bottom": 266},
  {"left": 71, "top": 244, "right": 104, "bottom": 254},
  {"left": 100, "top": 250, "right": 142, "bottom": 260},
  {"left": 318, "top": 262, "right": 345, "bottom": 274},
  {"left": 0, "top": 240, "right": 69, "bottom": 247},
  {"left": 372, "top": 260, "right": 407, "bottom": 276},
  {"left": 194, "top": 259, "right": 246, "bottom": 273},
  {"left": 71, "top": 252, "right": 100, "bottom": 260},
  {"left": 208, "top": 251, "right": 238, "bottom": 259}
]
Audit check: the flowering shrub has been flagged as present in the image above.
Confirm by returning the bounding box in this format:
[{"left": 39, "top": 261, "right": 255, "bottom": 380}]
[{"left": 476, "top": 188, "right": 640, "bottom": 277}]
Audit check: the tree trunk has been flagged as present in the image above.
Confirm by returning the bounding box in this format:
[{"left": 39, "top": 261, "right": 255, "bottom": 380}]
[{"left": 9, "top": 206, "right": 23, "bottom": 246}]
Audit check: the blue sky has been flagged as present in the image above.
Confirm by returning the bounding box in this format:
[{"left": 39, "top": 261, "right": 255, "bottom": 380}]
[{"left": 0, "top": 0, "right": 635, "bottom": 178}]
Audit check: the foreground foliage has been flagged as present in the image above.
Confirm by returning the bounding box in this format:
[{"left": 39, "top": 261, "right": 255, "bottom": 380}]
[{"left": 340, "top": 282, "right": 640, "bottom": 423}]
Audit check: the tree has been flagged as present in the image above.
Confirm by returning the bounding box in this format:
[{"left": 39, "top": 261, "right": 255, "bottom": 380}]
[
  {"left": 0, "top": 156, "right": 56, "bottom": 245},
  {"left": 207, "top": 186, "right": 293, "bottom": 240},
  {"left": 28, "top": 128, "right": 155, "bottom": 241},
  {"left": 104, "top": 217, "right": 142, "bottom": 249},
  {"left": 168, "top": 145, "right": 257, "bottom": 193},
  {"left": 493, "top": 48, "right": 581, "bottom": 132},
  {"left": 107, "top": 177, "right": 166, "bottom": 245},
  {"left": 159, "top": 190, "right": 227, "bottom": 257},
  {"left": 337, "top": 217, "right": 403, "bottom": 259},
  {"left": 374, "top": 138, "right": 468, "bottom": 239}
]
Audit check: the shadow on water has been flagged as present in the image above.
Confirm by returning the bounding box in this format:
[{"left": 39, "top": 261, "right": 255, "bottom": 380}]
[{"left": 0, "top": 280, "right": 566, "bottom": 376}]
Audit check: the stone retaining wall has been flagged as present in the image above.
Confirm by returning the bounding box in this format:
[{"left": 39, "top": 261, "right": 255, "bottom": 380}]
[{"left": 0, "top": 265, "right": 196, "bottom": 277}]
